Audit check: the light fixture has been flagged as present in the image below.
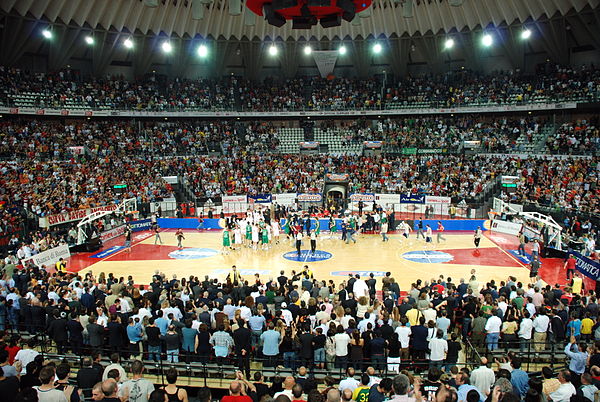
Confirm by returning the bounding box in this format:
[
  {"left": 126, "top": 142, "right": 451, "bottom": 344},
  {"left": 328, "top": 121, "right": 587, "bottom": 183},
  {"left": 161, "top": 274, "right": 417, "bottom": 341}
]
[
  {"left": 197, "top": 44, "right": 208, "bottom": 58},
  {"left": 338, "top": 45, "right": 347, "bottom": 55},
  {"left": 372, "top": 43, "right": 382, "bottom": 54},
  {"left": 303, "top": 45, "right": 312, "bottom": 55},
  {"left": 85, "top": 36, "right": 94, "bottom": 45},
  {"left": 124, "top": 38, "right": 134, "bottom": 49},
  {"left": 42, "top": 29, "right": 52, "bottom": 39},
  {"left": 268, "top": 45, "right": 278, "bottom": 56},
  {"left": 444, "top": 38, "right": 455, "bottom": 50},
  {"left": 521, "top": 28, "right": 531, "bottom": 40},
  {"left": 481, "top": 34, "right": 493, "bottom": 47},
  {"left": 161, "top": 42, "right": 172, "bottom": 53}
]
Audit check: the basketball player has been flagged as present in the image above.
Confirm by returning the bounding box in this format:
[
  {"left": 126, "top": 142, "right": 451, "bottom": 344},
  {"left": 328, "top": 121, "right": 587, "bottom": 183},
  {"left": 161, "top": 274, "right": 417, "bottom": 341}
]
[
  {"left": 295, "top": 230, "right": 303, "bottom": 256},
  {"left": 425, "top": 224, "right": 433, "bottom": 244},
  {"left": 310, "top": 230, "right": 317, "bottom": 254},
  {"left": 271, "top": 219, "right": 280, "bottom": 244},
  {"left": 123, "top": 224, "right": 132, "bottom": 252},
  {"left": 251, "top": 223, "right": 259, "bottom": 250},
  {"left": 328, "top": 216, "right": 337, "bottom": 239},
  {"left": 416, "top": 218, "right": 425, "bottom": 240},
  {"left": 473, "top": 226, "right": 482, "bottom": 248},
  {"left": 222, "top": 227, "right": 231, "bottom": 255},
  {"left": 436, "top": 221, "right": 446, "bottom": 243},
  {"left": 154, "top": 225, "right": 163, "bottom": 245},
  {"left": 175, "top": 228, "right": 185, "bottom": 249},
  {"left": 380, "top": 213, "right": 389, "bottom": 242}
]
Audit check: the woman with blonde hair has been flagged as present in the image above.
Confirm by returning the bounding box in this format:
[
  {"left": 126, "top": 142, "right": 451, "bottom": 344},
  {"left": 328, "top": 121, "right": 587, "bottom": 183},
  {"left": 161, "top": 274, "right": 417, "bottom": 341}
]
[{"left": 356, "top": 296, "right": 369, "bottom": 319}]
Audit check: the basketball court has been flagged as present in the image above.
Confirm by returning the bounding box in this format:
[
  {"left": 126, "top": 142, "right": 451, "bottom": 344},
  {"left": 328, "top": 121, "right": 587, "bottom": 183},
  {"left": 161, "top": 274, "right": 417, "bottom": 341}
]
[{"left": 67, "top": 227, "right": 571, "bottom": 290}]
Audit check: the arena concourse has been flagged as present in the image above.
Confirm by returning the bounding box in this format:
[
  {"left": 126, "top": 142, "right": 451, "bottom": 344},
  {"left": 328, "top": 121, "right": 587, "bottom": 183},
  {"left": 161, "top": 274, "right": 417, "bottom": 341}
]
[{"left": 0, "top": 1, "right": 600, "bottom": 402}]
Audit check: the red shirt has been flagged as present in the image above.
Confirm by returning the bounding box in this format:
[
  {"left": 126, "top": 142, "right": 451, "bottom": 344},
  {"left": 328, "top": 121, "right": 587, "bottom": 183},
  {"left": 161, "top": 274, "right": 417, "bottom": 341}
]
[
  {"left": 566, "top": 258, "right": 576, "bottom": 270},
  {"left": 222, "top": 396, "right": 253, "bottom": 402}
]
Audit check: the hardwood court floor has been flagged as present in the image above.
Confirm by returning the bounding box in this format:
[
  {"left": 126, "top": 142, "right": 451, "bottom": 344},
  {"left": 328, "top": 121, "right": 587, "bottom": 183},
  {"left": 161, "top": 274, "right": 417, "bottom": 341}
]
[{"left": 70, "top": 229, "right": 536, "bottom": 289}]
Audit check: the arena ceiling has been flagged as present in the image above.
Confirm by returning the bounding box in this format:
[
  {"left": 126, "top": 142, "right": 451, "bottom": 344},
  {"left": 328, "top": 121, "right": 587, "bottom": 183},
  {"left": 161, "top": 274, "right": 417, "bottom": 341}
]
[{"left": 2, "top": 0, "right": 599, "bottom": 41}]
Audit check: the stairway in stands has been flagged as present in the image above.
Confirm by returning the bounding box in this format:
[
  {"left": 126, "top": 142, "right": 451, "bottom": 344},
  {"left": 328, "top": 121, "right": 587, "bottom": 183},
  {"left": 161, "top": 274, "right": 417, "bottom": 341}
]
[{"left": 514, "top": 123, "right": 556, "bottom": 153}]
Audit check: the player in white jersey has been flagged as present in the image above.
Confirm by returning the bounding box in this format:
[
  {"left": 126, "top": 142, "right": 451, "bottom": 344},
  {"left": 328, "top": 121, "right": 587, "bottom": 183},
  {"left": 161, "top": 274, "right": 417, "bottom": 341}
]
[
  {"left": 251, "top": 224, "right": 259, "bottom": 250},
  {"left": 271, "top": 220, "right": 280, "bottom": 244}
]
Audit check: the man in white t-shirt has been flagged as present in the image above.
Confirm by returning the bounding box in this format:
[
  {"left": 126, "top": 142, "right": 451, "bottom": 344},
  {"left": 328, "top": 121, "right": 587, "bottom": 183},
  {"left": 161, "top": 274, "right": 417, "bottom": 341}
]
[
  {"left": 34, "top": 366, "right": 68, "bottom": 402},
  {"left": 339, "top": 367, "right": 360, "bottom": 393},
  {"left": 352, "top": 275, "right": 369, "bottom": 299},
  {"left": 14, "top": 339, "right": 39, "bottom": 374},
  {"left": 484, "top": 310, "right": 502, "bottom": 351},
  {"left": 118, "top": 360, "right": 155, "bottom": 402}
]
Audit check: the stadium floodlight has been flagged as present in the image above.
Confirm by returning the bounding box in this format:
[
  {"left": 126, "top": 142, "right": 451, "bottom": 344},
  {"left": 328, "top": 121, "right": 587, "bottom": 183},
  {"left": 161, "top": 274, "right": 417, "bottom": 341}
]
[
  {"left": 42, "top": 29, "right": 52, "bottom": 39},
  {"left": 303, "top": 45, "right": 312, "bottom": 55},
  {"left": 481, "top": 33, "right": 493, "bottom": 47},
  {"left": 521, "top": 28, "right": 532, "bottom": 40},
  {"left": 162, "top": 41, "right": 173, "bottom": 53},
  {"left": 85, "top": 36, "right": 94, "bottom": 45},
  {"left": 338, "top": 45, "right": 347, "bottom": 55},
  {"left": 444, "top": 38, "right": 454, "bottom": 50},
  {"left": 268, "top": 45, "right": 278, "bottom": 56},
  {"left": 372, "top": 43, "right": 382, "bottom": 54},
  {"left": 197, "top": 44, "right": 208, "bottom": 58},
  {"left": 124, "top": 38, "right": 134, "bottom": 49}
]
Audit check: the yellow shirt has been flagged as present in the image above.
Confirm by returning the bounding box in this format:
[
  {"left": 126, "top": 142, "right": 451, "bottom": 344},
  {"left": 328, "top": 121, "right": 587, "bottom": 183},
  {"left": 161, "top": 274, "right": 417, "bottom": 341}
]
[
  {"left": 581, "top": 318, "right": 594, "bottom": 334},
  {"left": 406, "top": 308, "right": 422, "bottom": 327},
  {"left": 572, "top": 277, "right": 583, "bottom": 294},
  {"left": 353, "top": 386, "right": 370, "bottom": 402}
]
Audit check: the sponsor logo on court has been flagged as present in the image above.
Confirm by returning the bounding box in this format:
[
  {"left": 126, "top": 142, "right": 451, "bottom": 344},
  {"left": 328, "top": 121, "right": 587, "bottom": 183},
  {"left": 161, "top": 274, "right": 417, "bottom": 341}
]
[
  {"left": 168, "top": 248, "right": 219, "bottom": 259},
  {"left": 402, "top": 250, "right": 454, "bottom": 263},
  {"left": 283, "top": 250, "right": 332, "bottom": 262},
  {"left": 90, "top": 246, "right": 125, "bottom": 259},
  {"left": 134, "top": 233, "right": 153, "bottom": 241},
  {"left": 331, "top": 271, "right": 386, "bottom": 277}
]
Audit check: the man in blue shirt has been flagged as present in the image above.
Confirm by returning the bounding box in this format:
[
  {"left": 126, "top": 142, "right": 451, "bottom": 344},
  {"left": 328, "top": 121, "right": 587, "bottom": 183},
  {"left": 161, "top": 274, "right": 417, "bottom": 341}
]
[
  {"left": 155, "top": 310, "right": 169, "bottom": 336},
  {"left": 510, "top": 357, "right": 529, "bottom": 398},
  {"left": 565, "top": 335, "right": 588, "bottom": 387},
  {"left": 126, "top": 317, "right": 143, "bottom": 359},
  {"left": 260, "top": 322, "right": 281, "bottom": 367},
  {"left": 455, "top": 372, "right": 484, "bottom": 402},
  {"left": 248, "top": 310, "right": 266, "bottom": 347}
]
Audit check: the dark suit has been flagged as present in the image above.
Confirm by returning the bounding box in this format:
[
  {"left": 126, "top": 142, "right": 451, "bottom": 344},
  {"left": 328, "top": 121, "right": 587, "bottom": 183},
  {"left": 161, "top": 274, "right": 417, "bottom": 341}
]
[
  {"left": 48, "top": 318, "right": 68, "bottom": 353},
  {"left": 410, "top": 325, "right": 429, "bottom": 360},
  {"left": 233, "top": 327, "right": 252, "bottom": 377},
  {"left": 87, "top": 323, "right": 105, "bottom": 348},
  {"left": 77, "top": 366, "right": 102, "bottom": 398}
]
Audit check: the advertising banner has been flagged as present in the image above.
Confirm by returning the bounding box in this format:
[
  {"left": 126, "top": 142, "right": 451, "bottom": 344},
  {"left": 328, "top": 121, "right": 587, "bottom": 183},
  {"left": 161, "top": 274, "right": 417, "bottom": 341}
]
[
  {"left": 375, "top": 194, "right": 401, "bottom": 206},
  {"left": 21, "top": 244, "right": 71, "bottom": 268},
  {"left": 572, "top": 251, "right": 600, "bottom": 281},
  {"left": 100, "top": 225, "right": 126, "bottom": 242},
  {"left": 300, "top": 142, "right": 320, "bottom": 149},
  {"left": 490, "top": 219, "right": 523, "bottom": 236},
  {"left": 425, "top": 196, "right": 451, "bottom": 204},
  {"left": 398, "top": 204, "right": 426, "bottom": 214},
  {"left": 68, "top": 146, "right": 85, "bottom": 155},
  {"left": 312, "top": 50, "right": 338, "bottom": 78},
  {"left": 325, "top": 173, "right": 349, "bottom": 182},
  {"left": 222, "top": 195, "right": 247, "bottom": 203},
  {"left": 129, "top": 219, "right": 152, "bottom": 232},
  {"left": 248, "top": 194, "right": 273, "bottom": 203},
  {"left": 401, "top": 148, "right": 417, "bottom": 155},
  {"left": 42, "top": 205, "right": 118, "bottom": 227},
  {"left": 297, "top": 193, "right": 323, "bottom": 202},
  {"left": 400, "top": 194, "right": 425, "bottom": 204},
  {"left": 349, "top": 193, "right": 376, "bottom": 202},
  {"left": 273, "top": 193, "right": 297, "bottom": 205},
  {"left": 363, "top": 141, "right": 383, "bottom": 149}
]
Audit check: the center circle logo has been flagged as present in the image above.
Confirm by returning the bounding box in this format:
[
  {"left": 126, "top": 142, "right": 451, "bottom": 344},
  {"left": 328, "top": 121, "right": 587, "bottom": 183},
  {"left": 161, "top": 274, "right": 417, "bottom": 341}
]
[
  {"left": 402, "top": 250, "right": 454, "bottom": 263},
  {"left": 283, "top": 250, "right": 332, "bottom": 262},
  {"left": 168, "top": 248, "right": 219, "bottom": 259}
]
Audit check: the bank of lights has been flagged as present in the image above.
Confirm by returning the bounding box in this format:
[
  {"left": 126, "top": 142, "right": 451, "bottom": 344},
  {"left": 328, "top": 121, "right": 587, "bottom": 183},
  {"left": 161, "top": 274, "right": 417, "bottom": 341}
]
[
  {"left": 161, "top": 42, "right": 172, "bottom": 53},
  {"left": 372, "top": 43, "right": 382, "bottom": 54},
  {"left": 42, "top": 29, "right": 52, "bottom": 39},
  {"left": 124, "top": 38, "right": 134, "bottom": 49},
  {"left": 268, "top": 45, "right": 278, "bottom": 56},
  {"left": 521, "top": 28, "right": 532, "bottom": 40},
  {"left": 304, "top": 45, "right": 312, "bottom": 55},
  {"left": 482, "top": 34, "right": 493, "bottom": 47},
  {"left": 444, "top": 38, "right": 454, "bottom": 50},
  {"left": 85, "top": 36, "right": 94, "bottom": 45},
  {"left": 197, "top": 44, "right": 208, "bottom": 58},
  {"left": 338, "top": 45, "right": 347, "bottom": 55}
]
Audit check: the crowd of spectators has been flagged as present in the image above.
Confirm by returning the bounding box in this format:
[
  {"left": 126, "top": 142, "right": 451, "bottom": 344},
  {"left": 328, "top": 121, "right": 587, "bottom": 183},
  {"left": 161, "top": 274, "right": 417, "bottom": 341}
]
[
  {"left": 2, "top": 64, "right": 599, "bottom": 112},
  {"left": 1, "top": 263, "right": 600, "bottom": 402},
  {"left": 545, "top": 119, "right": 600, "bottom": 155}
]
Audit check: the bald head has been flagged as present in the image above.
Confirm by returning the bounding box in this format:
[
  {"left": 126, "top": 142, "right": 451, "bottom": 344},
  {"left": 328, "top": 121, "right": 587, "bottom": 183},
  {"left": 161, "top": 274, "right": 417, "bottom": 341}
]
[
  {"left": 230, "top": 380, "right": 242, "bottom": 395},
  {"left": 327, "top": 389, "right": 341, "bottom": 402},
  {"left": 480, "top": 357, "right": 488, "bottom": 366},
  {"left": 284, "top": 376, "right": 296, "bottom": 390},
  {"left": 101, "top": 379, "right": 118, "bottom": 397}
]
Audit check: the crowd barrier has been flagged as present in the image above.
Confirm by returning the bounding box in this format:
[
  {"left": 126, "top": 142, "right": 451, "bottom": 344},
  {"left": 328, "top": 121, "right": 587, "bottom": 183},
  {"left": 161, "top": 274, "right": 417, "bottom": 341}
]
[{"left": 157, "top": 218, "right": 489, "bottom": 232}]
